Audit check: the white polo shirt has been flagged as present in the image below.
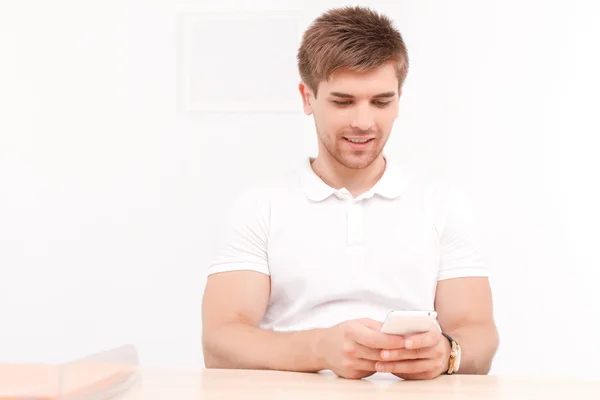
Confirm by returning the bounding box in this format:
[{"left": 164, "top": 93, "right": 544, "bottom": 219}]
[{"left": 207, "top": 156, "right": 489, "bottom": 332}]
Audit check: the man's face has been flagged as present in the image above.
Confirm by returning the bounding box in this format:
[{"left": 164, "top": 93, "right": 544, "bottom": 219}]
[{"left": 299, "top": 61, "right": 400, "bottom": 169}]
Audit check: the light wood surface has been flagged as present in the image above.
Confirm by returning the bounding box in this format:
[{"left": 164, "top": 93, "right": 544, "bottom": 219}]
[
  {"left": 2, "top": 364, "right": 599, "bottom": 399},
  {"left": 122, "top": 368, "right": 600, "bottom": 400}
]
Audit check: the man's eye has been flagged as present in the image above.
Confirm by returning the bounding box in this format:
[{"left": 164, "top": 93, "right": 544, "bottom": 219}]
[
  {"left": 332, "top": 100, "right": 391, "bottom": 107},
  {"left": 374, "top": 101, "right": 391, "bottom": 107}
]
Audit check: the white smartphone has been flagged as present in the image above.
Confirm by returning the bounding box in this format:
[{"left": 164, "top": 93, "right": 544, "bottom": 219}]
[{"left": 380, "top": 310, "right": 438, "bottom": 336}]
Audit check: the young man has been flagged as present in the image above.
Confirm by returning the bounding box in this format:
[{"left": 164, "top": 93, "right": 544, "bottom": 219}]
[{"left": 201, "top": 6, "right": 499, "bottom": 380}]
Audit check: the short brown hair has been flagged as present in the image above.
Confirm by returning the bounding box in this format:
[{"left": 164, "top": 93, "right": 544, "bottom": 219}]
[{"left": 297, "top": 6, "right": 409, "bottom": 98}]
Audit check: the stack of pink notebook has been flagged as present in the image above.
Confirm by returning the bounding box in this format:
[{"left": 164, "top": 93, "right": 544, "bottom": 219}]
[{"left": 0, "top": 345, "right": 139, "bottom": 400}]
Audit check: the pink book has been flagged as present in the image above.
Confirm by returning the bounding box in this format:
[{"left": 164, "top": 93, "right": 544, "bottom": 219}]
[{"left": 0, "top": 345, "right": 139, "bottom": 400}]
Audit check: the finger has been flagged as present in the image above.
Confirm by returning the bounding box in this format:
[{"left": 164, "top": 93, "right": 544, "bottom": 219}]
[
  {"left": 351, "top": 358, "right": 378, "bottom": 372},
  {"left": 404, "top": 326, "right": 441, "bottom": 349},
  {"left": 380, "top": 346, "right": 436, "bottom": 362},
  {"left": 350, "top": 323, "right": 405, "bottom": 350},
  {"left": 376, "top": 358, "right": 441, "bottom": 374},
  {"left": 344, "top": 341, "right": 384, "bottom": 361}
]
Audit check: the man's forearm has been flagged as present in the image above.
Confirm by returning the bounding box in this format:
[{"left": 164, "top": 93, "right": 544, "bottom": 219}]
[
  {"left": 447, "top": 323, "right": 499, "bottom": 374},
  {"left": 203, "top": 322, "right": 326, "bottom": 372}
]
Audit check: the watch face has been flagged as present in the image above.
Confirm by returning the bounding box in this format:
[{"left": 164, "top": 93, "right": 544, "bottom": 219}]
[{"left": 455, "top": 344, "right": 462, "bottom": 372}]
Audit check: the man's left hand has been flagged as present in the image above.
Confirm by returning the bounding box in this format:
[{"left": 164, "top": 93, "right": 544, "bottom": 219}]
[{"left": 374, "top": 325, "right": 451, "bottom": 380}]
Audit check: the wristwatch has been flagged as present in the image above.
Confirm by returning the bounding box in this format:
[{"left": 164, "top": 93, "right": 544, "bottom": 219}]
[{"left": 441, "top": 332, "right": 461, "bottom": 374}]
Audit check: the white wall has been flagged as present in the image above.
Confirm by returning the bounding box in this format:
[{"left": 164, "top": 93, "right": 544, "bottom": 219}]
[{"left": 1, "top": 0, "right": 599, "bottom": 377}]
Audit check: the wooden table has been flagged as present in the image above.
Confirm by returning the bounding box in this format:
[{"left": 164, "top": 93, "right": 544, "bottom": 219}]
[
  {"left": 2, "top": 364, "right": 599, "bottom": 399},
  {"left": 123, "top": 368, "right": 600, "bottom": 400}
]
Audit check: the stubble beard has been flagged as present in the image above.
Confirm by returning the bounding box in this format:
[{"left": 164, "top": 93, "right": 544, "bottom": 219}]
[{"left": 318, "top": 131, "right": 386, "bottom": 170}]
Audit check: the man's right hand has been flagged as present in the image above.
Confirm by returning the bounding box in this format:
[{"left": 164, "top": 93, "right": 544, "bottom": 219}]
[{"left": 315, "top": 318, "right": 406, "bottom": 379}]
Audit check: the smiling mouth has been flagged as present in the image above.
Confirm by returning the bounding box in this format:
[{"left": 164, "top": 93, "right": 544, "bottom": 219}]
[{"left": 344, "top": 137, "right": 374, "bottom": 144}]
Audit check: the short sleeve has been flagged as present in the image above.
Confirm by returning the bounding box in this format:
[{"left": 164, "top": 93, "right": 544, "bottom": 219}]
[
  {"left": 436, "top": 183, "right": 489, "bottom": 281},
  {"left": 207, "top": 188, "right": 270, "bottom": 276}
]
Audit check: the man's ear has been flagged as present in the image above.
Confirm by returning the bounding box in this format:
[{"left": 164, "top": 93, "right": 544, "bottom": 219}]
[{"left": 298, "top": 82, "right": 314, "bottom": 116}]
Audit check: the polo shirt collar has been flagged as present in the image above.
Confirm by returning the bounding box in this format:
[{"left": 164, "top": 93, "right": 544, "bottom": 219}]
[{"left": 301, "top": 154, "right": 408, "bottom": 202}]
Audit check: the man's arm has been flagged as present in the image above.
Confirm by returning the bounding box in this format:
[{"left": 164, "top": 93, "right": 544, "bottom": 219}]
[
  {"left": 202, "top": 270, "right": 408, "bottom": 378},
  {"left": 201, "top": 270, "right": 325, "bottom": 372},
  {"left": 434, "top": 276, "right": 499, "bottom": 374},
  {"left": 433, "top": 182, "right": 498, "bottom": 374},
  {"left": 201, "top": 189, "right": 328, "bottom": 372}
]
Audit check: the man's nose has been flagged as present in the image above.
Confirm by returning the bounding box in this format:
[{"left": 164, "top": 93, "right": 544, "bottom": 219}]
[{"left": 350, "top": 106, "right": 374, "bottom": 131}]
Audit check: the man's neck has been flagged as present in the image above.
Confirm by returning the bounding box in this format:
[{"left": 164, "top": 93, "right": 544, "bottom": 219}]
[{"left": 310, "top": 153, "right": 386, "bottom": 198}]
